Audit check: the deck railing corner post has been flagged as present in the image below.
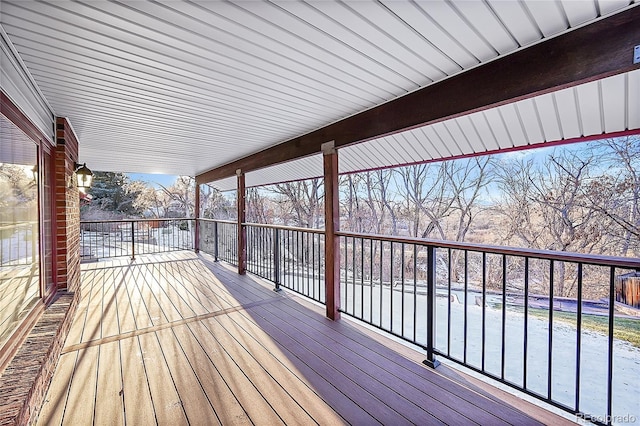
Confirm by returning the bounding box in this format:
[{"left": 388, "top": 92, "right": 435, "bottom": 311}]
[
  {"left": 130, "top": 220, "right": 135, "bottom": 260},
  {"left": 424, "top": 244, "right": 439, "bottom": 369},
  {"left": 194, "top": 218, "right": 200, "bottom": 253},
  {"left": 273, "top": 228, "right": 281, "bottom": 292},
  {"left": 214, "top": 221, "right": 219, "bottom": 262}
]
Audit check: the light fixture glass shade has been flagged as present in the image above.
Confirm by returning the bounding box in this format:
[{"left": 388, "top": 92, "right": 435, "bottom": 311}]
[{"left": 75, "top": 163, "right": 93, "bottom": 189}]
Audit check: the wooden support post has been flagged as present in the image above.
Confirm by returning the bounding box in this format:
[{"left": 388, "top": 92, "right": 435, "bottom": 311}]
[
  {"left": 194, "top": 182, "right": 200, "bottom": 253},
  {"left": 237, "top": 170, "right": 247, "bottom": 275},
  {"left": 323, "top": 142, "right": 340, "bottom": 321}
]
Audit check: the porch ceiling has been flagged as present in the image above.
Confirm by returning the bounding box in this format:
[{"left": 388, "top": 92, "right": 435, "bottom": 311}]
[{"left": 1, "top": 1, "right": 638, "bottom": 184}]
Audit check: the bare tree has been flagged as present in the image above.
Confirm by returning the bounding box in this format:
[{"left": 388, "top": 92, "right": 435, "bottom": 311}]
[
  {"left": 158, "top": 176, "right": 195, "bottom": 218},
  {"left": 200, "top": 185, "right": 236, "bottom": 220},
  {"left": 496, "top": 148, "right": 617, "bottom": 297},
  {"left": 270, "top": 178, "right": 324, "bottom": 228},
  {"left": 582, "top": 137, "right": 640, "bottom": 255},
  {"left": 246, "top": 187, "right": 272, "bottom": 224},
  {"left": 446, "top": 157, "right": 494, "bottom": 243}
]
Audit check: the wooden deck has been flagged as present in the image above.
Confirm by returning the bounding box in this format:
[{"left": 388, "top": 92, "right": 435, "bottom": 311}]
[{"left": 37, "top": 251, "right": 574, "bottom": 425}]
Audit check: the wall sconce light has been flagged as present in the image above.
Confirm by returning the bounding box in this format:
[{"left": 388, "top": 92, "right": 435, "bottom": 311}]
[
  {"left": 74, "top": 162, "right": 93, "bottom": 191},
  {"left": 31, "top": 165, "right": 38, "bottom": 183}
]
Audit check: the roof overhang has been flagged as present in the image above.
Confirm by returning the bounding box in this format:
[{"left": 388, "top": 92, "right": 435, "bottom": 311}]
[
  {"left": 197, "top": 5, "right": 640, "bottom": 187},
  {"left": 1, "top": 1, "right": 638, "bottom": 187}
]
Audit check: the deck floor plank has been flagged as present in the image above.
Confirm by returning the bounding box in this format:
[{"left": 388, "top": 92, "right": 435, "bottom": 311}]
[
  {"left": 99, "top": 267, "right": 123, "bottom": 340},
  {"left": 118, "top": 336, "right": 156, "bottom": 425},
  {"left": 35, "top": 252, "right": 575, "bottom": 426},
  {"left": 114, "top": 266, "right": 137, "bottom": 335},
  {"left": 169, "top": 324, "right": 251, "bottom": 425},
  {"left": 214, "top": 312, "right": 366, "bottom": 425},
  {"left": 149, "top": 262, "right": 209, "bottom": 319},
  {"left": 136, "top": 332, "right": 189, "bottom": 425},
  {"left": 199, "top": 315, "right": 323, "bottom": 425},
  {"left": 93, "top": 341, "right": 125, "bottom": 426},
  {"left": 187, "top": 321, "right": 286, "bottom": 426},
  {"left": 153, "top": 327, "right": 222, "bottom": 426},
  {"left": 259, "top": 295, "right": 521, "bottom": 425},
  {"left": 36, "top": 351, "right": 77, "bottom": 425},
  {"left": 60, "top": 345, "right": 99, "bottom": 425},
  {"left": 64, "top": 269, "right": 101, "bottom": 346},
  {"left": 280, "top": 292, "right": 550, "bottom": 424},
  {"left": 232, "top": 304, "right": 432, "bottom": 425}
]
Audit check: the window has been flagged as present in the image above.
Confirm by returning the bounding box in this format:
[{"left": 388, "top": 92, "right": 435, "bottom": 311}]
[{"left": 0, "top": 112, "right": 40, "bottom": 349}]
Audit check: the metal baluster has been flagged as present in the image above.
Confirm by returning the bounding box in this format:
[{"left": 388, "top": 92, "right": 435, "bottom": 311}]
[
  {"left": 214, "top": 221, "right": 219, "bottom": 261},
  {"left": 361, "top": 237, "right": 365, "bottom": 320},
  {"left": 413, "top": 244, "right": 417, "bottom": 343},
  {"left": 352, "top": 236, "right": 356, "bottom": 316},
  {"left": 370, "top": 239, "right": 374, "bottom": 324},
  {"left": 401, "top": 243, "right": 405, "bottom": 337},
  {"left": 548, "top": 260, "right": 554, "bottom": 401},
  {"left": 448, "top": 248, "right": 452, "bottom": 357},
  {"left": 482, "top": 252, "right": 487, "bottom": 371},
  {"left": 390, "top": 242, "right": 394, "bottom": 332},
  {"left": 575, "top": 263, "right": 582, "bottom": 412},
  {"left": 501, "top": 254, "right": 507, "bottom": 380},
  {"left": 606, "top": 267, "right": 615, "bottom": 425},
  {"left": 464, "top": 250, "right": 469, "bottom": 364},
  {"left": 524, "top": 257, "right": 529, "bottom": 390}
]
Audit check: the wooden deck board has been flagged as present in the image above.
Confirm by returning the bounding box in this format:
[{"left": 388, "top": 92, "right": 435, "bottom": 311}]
[
  {"left": 37, "top": 252, "right": 575, "bottom": 426},
  {"left": 61, "top": 345, "right": 99, "bottom": 425},
  {"left": 256, "top": 297, "right": 518, "bottom": 425},
  {"left": 154, "top": 327, "right": 221, "bottom": 425},
  {"left": 136, "top": 332, "right": 189, "bottom": 425},
  {"left": 200, "top": 316, "right": 326, "bottom": 425},
  {"left": 250, "top": 301, "right": 482, "bottom": 425},
  {"left": 188, "top": 319, "right": 286, "bottom": 425},
  {"left": 214, "top": 312, "right": 372, "bottom": 425},
  {"left": 94, "top": 341, "right": 125, "bottom": 426},
  {"left": 170, "top": 324, "right": 251, "bottom": 425},
  {"left": 37, "top": 351, "right": 76, "bottom": 425},
  {"left": 118, "top": 336, "right": 156, "bottom": 426}
]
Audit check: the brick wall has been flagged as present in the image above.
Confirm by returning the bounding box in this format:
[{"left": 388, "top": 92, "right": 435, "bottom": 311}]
[
  {"left": 0, "top": 293, "right": 78, "bottom": 426},
  {"left": 54, "top": 118, "right": 81, "bottom": 293}
]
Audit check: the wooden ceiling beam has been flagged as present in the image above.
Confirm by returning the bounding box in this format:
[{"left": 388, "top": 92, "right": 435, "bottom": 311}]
[{"left": 196, "top": 7, "right": 640, "bottom": 185}]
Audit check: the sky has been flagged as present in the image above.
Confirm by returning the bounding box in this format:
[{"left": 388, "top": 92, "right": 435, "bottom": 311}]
[{"left": 127, "top": 173, "right": 178, "bottom": 189}]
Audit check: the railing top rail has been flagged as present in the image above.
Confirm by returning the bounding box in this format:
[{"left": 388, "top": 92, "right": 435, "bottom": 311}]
[
  {"left": 197, "top": 218, "right": 325, "bottom": 234},
  {"left": 197, "top": 218, "right": 236, "bottom": 225},
  {"left": 80, "top": 218, "right": 196, "bottom": 224},
  {"left": 337, "top": 230, "right": 640, "bottom": 269},
  {"left": 243, "top": 222, "right": 325, "bottom": 234}
]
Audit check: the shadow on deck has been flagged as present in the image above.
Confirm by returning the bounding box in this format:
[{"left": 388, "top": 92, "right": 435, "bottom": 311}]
[{"left": 37, "top": 251, "right": 574, "bottom": 425}]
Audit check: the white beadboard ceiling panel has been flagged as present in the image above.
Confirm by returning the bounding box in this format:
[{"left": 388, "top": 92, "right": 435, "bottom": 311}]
[
  {"left": 0, "top": 0, "right": 637, "bottom": 185},
  {"left": 340, "top": 70, "right": 640, "bottom": 174},
  {"left": 629, "top": 71, "right": 640, "bottom": 129}
]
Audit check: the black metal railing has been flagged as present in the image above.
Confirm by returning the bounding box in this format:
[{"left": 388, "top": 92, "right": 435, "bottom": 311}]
[
  {"left": 337, "top": 231, "right": 640, "bottom": 425},
  {"left": 0, "top": 222, "right": 38, "bottom": 266},
  {"left": 190, "top": 218, "right": 639, "bottom": 424},
  {"left": 199, "top": 219, "right": 237, "bottom": 266},
  {"left": 80, "top": 218, "right": 194, "bottom": 259},
  {"left": 245, "top": 223, "right": 325, "bottom": 303}
]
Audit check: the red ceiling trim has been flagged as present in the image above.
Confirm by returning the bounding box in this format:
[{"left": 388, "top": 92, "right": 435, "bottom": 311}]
[{"left": 340, "top": 129, "right": 640, "bottom": 176}]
